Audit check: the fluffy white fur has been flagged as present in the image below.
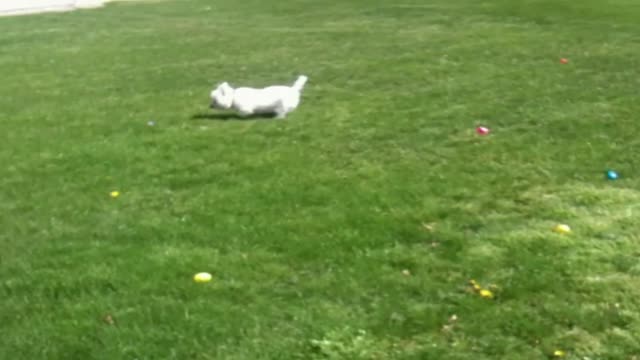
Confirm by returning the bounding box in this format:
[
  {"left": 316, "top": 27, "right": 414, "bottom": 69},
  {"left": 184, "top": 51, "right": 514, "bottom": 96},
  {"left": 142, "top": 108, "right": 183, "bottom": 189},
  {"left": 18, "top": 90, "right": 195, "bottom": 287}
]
[{"left": 210, "top": 75, "right": 308, "bottom": 118}]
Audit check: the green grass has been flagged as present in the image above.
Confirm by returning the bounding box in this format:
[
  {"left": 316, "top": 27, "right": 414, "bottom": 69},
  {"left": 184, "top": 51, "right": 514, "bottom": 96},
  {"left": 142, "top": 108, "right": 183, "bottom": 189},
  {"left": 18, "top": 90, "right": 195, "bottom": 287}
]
[{"left": 1, "top": 0, "right": 640, "bottom": 359}]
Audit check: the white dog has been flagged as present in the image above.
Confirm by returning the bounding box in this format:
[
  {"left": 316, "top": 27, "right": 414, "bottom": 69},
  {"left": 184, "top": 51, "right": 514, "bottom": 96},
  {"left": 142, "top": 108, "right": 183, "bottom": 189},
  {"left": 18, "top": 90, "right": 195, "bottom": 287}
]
[{"left": 210, "top": 75, "right": 308, "bottom": 118}]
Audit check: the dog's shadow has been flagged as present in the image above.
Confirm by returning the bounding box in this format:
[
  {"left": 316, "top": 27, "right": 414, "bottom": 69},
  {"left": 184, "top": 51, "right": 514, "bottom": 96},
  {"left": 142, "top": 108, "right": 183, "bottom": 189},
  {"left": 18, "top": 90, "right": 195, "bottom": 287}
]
[{"left": 191, "top": 112, "right": 278, "bottom": 121}]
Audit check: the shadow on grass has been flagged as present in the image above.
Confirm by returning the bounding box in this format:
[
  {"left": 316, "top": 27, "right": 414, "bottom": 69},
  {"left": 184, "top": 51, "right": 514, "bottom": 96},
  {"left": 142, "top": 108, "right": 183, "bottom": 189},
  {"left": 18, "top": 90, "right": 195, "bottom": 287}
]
[{"left": 191, "top": 112, "right": 278, "bottom": 121}]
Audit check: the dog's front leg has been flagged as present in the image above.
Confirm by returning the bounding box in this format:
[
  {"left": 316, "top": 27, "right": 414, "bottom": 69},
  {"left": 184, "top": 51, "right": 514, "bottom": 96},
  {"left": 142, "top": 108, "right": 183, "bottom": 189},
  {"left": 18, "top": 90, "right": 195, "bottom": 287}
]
[
  {"left": 237, "top": 108, "right": 253, "bottom": 117},
  {"left": 275, "top": 102, "right": 287, "bottom": 119}
]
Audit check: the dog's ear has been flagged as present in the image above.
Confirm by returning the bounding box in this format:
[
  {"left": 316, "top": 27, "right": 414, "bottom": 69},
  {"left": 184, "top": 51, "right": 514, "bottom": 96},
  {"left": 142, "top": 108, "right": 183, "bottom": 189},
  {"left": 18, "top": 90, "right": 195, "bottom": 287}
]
[
  {"left": 220, "top": 82, "right": 232, "bottom": 94},
  {"left": 215, "top": 82, "right": 225, "bottom": 95}
]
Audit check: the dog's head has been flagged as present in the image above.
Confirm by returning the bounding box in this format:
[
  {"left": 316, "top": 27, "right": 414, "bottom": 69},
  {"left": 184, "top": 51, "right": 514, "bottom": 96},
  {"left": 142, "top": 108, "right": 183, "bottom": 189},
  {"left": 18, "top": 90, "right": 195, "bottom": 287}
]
[{"left": 210, "top": 82, "right": 234, "bottom": 109}]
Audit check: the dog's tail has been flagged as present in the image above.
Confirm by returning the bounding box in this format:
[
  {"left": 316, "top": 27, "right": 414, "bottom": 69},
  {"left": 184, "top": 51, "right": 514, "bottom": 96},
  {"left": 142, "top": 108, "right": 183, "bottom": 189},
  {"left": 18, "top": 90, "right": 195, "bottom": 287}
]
[{"left": 292, "top": 75, "right": 308, "bottom": 92}]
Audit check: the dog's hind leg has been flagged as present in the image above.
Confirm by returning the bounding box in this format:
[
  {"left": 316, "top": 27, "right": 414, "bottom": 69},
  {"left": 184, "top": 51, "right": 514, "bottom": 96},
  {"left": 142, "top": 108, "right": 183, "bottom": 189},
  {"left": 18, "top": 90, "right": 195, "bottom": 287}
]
[{"left": 274, "top": 101, "right": 288, "bottom": 119}]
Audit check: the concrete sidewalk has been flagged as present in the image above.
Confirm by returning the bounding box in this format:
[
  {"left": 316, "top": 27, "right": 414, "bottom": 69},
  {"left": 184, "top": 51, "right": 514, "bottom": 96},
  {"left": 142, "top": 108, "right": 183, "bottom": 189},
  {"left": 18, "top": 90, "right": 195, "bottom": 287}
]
[{"left": 0, "top": 0, "right": 105, "bottom": 17}]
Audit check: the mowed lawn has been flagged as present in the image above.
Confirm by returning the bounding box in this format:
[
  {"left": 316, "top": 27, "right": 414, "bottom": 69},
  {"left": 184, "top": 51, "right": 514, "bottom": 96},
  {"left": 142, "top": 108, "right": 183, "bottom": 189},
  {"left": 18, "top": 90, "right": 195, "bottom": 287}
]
[{"left": 1, "top": 0, "right": 640, "bottom": 359}]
